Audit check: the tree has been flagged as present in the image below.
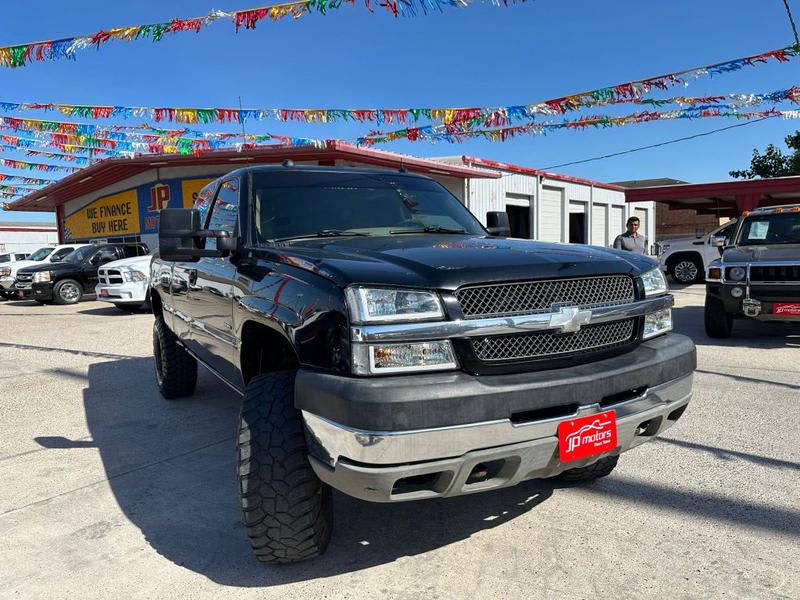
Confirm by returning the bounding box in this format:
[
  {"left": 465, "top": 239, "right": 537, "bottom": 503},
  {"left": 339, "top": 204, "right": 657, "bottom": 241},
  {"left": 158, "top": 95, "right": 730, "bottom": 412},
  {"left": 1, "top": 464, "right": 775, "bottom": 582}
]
[{"left": 729, "top": 130, "right": 800, "bottom": 179}]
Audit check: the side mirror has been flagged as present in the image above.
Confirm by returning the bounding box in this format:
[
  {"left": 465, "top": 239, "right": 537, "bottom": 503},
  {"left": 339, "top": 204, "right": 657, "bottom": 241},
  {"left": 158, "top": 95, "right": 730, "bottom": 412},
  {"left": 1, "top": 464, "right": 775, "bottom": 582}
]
[
  {"left": 50, "top": 256, "right": 62, "bottom": 263},
  {"left": 486, "top": 211, "right": 511, "bottom": 237},
  {"left": 159, "top": 208, "right": 232, "bottom": 261},
  {"left": 711, "top": 236, "right": 727, "bottom": 248}
]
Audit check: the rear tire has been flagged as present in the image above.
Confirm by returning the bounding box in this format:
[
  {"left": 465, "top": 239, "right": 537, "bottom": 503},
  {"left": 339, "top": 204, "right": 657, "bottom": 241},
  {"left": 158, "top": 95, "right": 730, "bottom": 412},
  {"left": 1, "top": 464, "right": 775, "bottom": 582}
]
[
  {"left": 53, "top": 279, "right": 83, "bottom": 305},
  {"left": 669, "top": 257, "right": 702, "bottom": 284},
  {"left": 558, "top": 455, "right": 619, "bottom": 482},
  {"left": 153, "top": 316, "right": 197, "bottom": 398},
  {"left": 704, "top": 296, "right": 733, "bottom": 338},
  {"left": 238, "top": 371, "right": 333, "bottom": 563}
]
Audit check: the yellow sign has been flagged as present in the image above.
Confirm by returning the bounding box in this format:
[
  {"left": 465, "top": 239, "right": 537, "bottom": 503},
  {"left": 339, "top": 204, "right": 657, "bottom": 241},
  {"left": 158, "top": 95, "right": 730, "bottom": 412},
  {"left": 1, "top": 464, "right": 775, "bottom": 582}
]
[
  {"left": 64, "top": 190, "right": 140, "bottom": 240},
  {"left": 181, "top": 178, "right": 216, "bottom": 209}
]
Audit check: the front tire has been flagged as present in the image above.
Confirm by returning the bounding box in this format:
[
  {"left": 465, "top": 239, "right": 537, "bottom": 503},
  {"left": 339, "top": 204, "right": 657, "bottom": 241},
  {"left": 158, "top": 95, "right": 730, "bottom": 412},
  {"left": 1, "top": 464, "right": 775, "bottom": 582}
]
[
  {"left": 704, "top": 296, "right": 733, "bottom": 338},
  {"left": 237, "top": 371, "right": 333, "bottom": 563},
  {"left": 53, "top": 279, "right": 83, "bottom": 305},
  {"left": 153, "top": 316, "right": 197, "bottom": 398},
  {"left": 669, "top": 257, "right": 702, "bottom": 284},
  {"left": 558, "top": 455, "right": 619, "bottom": 482}
]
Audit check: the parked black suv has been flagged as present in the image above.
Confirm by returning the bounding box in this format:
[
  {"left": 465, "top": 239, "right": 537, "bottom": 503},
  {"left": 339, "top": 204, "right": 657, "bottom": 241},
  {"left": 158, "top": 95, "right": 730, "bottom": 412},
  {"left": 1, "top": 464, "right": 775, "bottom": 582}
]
[
  {"left": 151, "top": 165, "right": 696, "bottom": 563},
  {"left": 705, "top": 204, "right": 800, "bottom": 336},
  {"left": 17, "top": 242, "right": 149, "bottom": 305}
]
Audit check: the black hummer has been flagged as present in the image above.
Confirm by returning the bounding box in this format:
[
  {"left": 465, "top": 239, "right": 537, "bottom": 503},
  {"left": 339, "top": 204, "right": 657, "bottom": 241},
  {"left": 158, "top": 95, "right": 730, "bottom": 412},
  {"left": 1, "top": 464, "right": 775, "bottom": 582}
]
[
  {"left": 151, "top": 165, "right": 695, "bottom": 563},
  {"left": 17, "top": 242, "right": 149, "bottom": 305},
  {"left": 705, "top": 204, "right": 800, "bottom": 337}
]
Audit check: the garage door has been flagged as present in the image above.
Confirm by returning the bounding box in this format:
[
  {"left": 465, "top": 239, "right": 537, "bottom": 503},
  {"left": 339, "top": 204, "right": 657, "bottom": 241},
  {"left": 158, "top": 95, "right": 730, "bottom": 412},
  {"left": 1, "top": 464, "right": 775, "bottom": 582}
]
[
  {"left": 592, "top": 203, "right": 608, "bottom": 247},
  {"left": 611, "top": 205, "right": 626, "bottom": 241},
  {"left": 634, "top": 208, "right": 649, "bottom": 243},
  {"left": 539, "top": 187, "right": 563, "bottom": 243}
]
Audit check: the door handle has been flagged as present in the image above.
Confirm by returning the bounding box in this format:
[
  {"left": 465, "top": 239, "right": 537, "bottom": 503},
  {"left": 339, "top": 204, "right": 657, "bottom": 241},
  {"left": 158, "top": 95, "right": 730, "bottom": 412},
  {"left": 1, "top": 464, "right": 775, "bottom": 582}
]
[{"left": 188, "top": 269, "right": 198, "bottom": 286}]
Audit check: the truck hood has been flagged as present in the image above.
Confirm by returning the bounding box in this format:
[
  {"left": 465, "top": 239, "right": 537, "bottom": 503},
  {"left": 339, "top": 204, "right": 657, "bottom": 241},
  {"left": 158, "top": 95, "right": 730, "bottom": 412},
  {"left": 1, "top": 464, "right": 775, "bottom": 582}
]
[
  {"left": 660, "top": 236, "right": 702, "bottom": 246},
  {"left": 263, "top": 235, "right": 657, "bottom": 288},
  {"left": 100, "top": 255, "right": 152, "bottom": 271},
  {"left": 3, "top": 259, "right": 50, "bottom": 276},
  {"left": 722, "top": 244, "right": 800, "bottom": 264},
  {"left": 17, "top": 261, "right": 82, "bottom": 275}
]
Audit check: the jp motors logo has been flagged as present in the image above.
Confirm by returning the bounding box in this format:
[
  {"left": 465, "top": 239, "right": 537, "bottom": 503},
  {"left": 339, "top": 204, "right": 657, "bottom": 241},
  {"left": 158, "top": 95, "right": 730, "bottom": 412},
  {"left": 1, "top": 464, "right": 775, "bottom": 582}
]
[
  {"left": 565, "top": 419, "right": 613, "bottom": 453},
  {"left": 148, "top": 184, "right": 171, "bottom": 212}
]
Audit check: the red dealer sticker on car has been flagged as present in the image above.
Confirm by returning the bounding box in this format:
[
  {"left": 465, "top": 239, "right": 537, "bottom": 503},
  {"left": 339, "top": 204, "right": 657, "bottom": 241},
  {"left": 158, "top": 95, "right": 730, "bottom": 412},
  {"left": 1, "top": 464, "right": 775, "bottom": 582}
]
[
  {"left": 774, "top": 303, "right": 800, "bottom": 317},
  {"left": 99, "top": 289, "right": 109, "bottom": 297},
  {"left": 558, "top": 410, "right": 618, "bottom": 463}
]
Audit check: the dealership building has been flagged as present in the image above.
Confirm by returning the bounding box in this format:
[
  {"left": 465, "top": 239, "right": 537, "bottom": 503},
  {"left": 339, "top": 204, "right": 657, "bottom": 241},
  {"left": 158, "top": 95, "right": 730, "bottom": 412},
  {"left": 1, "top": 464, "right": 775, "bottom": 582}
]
[{"left": 7, "top": 142, "right": 656, "bottom": 250}]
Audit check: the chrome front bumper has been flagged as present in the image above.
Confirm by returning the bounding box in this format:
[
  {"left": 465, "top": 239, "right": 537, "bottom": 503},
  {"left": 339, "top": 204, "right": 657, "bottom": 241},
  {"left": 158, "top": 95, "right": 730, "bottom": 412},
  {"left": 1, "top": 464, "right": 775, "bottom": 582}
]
[{"left": 304, "top": 373, "right": 692, "bottom": 502}]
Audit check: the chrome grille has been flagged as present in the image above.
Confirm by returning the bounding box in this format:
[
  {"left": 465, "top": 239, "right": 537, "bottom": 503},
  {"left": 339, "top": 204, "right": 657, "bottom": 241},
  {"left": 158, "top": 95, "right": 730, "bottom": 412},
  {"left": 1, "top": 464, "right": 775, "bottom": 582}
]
[
  {"left": 15, "top": 272, "right": 33, "bottom": 283},
  {"left": 455, "top": 275, "right": 635, "bottom": 319},
  {"left": 98, "top": 269, "right": 123, "bottom": 285},
  {"left": 472, "top": 319, "right": 637, "bottom": 362}
]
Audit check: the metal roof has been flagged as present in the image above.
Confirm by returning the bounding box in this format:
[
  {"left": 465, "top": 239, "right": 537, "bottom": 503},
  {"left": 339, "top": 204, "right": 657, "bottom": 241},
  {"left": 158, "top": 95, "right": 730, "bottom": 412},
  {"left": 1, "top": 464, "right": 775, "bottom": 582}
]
[
  {"left": 6, "top": 141, "right": 500, "bottom": 213},
  {"left": 624, "top": 176, "right": 800, "bottom": 217}
]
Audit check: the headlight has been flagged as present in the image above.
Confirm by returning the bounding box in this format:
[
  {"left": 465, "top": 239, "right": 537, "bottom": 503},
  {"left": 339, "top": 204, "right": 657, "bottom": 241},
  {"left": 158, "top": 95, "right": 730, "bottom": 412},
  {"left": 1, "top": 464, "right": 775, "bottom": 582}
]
[
  {"left": 346, "top": 287, "right": 444, "bottom": 323},
  {"left": 352, "top": 341, "right": 457, "bottom": 375},
  {"left": 643, "top": 307, "right": 672, "bottom": 339},
  {"left": 727, "top": 267, "right": 746, "bottom": 282},
  {"left": 122, "top": 269, "right": 147, "bottom": 282},
  {"left": 33, "top": 271, "right": 51, "bottom": 283},
  {"left": 0, "top": 267, "right": 10, "bottom": 277},
  {"left": 641, "top": 267, "right": 668, "bottom": 297}
]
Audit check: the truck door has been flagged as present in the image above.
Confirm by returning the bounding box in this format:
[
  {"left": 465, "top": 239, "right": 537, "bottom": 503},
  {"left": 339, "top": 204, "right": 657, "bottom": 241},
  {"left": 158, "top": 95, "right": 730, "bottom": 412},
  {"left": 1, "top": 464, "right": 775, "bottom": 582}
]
[
  {"left": 170, "top": 183, "right": 218, "bottom": 348},
  {"left": 184, "top": 177, "right": 240, "bottom": 384}
]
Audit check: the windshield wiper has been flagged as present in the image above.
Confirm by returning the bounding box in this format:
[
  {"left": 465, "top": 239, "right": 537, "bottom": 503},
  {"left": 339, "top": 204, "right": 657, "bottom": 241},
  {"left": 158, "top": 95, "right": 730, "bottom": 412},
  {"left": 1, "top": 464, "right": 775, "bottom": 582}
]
[
  {"left": 274, "top": 229, "right": 370, "bottom": 242},
  {"left": 389, "top": 225, "right": 468, "bottom": 235}
]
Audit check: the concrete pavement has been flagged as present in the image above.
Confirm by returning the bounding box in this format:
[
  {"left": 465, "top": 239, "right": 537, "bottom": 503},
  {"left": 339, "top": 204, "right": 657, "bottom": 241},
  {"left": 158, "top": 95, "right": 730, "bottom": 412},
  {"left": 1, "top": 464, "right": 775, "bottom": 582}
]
[{"left": 0, "top": 288, "right": 797, "bottom": 599}]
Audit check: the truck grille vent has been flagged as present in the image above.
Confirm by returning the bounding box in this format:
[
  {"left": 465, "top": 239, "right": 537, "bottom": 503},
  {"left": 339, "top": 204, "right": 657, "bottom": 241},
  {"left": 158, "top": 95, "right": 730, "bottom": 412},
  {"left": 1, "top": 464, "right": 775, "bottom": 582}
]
[
  {"left": 455, "top": 275, "right": 635, "bottom": 319},
  {"left": 16, "top": 273, "right": 33, "bottom": 283},
  {"left": 749, "top": 265, "right": 800, "bottom": 283},
  {"left": 471, "top": 318, "right": 637, "bottom": 362},
  {"left": 98, "top": 269, "right": 124, "bottom": 285}
]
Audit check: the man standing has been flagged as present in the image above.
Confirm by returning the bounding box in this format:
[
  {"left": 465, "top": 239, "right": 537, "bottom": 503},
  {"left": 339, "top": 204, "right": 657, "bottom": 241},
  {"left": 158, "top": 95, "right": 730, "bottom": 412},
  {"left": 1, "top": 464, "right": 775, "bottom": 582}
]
[{"left": 613, "top": 216, "right": 648, "bottom": 255}]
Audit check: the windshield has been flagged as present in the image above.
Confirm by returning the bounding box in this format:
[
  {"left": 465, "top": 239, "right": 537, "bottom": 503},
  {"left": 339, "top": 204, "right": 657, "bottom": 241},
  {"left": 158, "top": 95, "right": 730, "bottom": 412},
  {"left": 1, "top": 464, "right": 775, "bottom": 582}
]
[
  {"left": 736, "top": 212, "right": 800, "bottom": 246},
  {"left": 62, "top": 245, "right": 97, "bottom": 263},
  {"left": 0, "top": 255, "right": 9, "bottom": 263},
  {"left": 252, "top": 171, "right": 486, "bottom": 242},
  {"left": 28, "top": 247, "right": 54, "bottom": 261}
]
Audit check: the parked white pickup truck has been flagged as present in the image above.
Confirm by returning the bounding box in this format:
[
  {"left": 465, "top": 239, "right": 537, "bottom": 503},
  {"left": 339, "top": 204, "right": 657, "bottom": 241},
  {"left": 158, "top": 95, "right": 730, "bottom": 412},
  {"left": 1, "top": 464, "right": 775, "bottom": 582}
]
[
  {"left": 94, "top": 252, "right": 154, "bottom": 311},
  {"left": 657, "top": 220, "right": 738, "bottom": 284}
]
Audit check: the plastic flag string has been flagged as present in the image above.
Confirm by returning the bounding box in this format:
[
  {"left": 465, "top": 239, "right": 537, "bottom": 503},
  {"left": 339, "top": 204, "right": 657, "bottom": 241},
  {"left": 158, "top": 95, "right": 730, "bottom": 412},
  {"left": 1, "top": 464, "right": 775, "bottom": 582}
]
[
  {"left": 0, "top": 0, "right": 523, "bottom": 69},
  {"left": 0, "top": 172, "right": 56, "bottom": 185},
  {"left": 356, "top": 107, "right": 797, "bottom": 145},
  {"left": 0, "top": 157, "right": 82, "bottom": 173}
]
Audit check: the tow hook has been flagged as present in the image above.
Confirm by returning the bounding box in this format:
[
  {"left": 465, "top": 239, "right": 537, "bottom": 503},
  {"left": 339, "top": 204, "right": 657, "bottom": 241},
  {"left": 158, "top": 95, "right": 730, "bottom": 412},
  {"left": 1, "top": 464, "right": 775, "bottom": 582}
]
[{"left": 743, "top": 298, "right": 762, "bottom": 318}]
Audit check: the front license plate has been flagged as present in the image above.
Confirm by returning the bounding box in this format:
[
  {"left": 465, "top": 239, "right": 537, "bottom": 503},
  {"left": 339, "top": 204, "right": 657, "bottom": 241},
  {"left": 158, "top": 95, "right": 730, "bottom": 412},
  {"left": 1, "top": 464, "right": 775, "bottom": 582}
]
[
  {"left": 774, "top": 303, "right": 800, "bottom": 317},
  {"left": 99, "top": 289, "right": 109, "bottom": 297},
  {"left": 558, "top": 410, "right": 618, "bottom": 463}
]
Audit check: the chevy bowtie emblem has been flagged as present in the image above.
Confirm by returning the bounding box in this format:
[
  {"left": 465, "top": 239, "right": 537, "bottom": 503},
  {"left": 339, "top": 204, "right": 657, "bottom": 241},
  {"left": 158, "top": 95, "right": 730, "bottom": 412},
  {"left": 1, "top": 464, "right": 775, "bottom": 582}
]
[{"left": 548, "top": 306, "right": 592, "bottom": 334}]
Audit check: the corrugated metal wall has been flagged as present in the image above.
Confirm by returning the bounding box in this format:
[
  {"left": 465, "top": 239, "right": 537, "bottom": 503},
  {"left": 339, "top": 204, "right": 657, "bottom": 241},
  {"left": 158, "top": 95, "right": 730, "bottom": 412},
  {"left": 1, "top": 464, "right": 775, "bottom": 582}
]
[
  {"left": 591, "top": 203, "right": 608, "bottom": 247},
  {"left": 539, "top": 187, "right": 563, "bottom": 242},
  {"left": 467, "top": 173, "right": 537, "bottom": 226}
]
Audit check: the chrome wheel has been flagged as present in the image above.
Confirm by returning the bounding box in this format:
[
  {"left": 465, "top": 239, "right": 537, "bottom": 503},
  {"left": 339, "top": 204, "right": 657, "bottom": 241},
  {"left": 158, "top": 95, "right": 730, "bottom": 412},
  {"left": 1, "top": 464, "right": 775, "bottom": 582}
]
[
  {"left": 673, "top": 260, "right": 699, "bottom": 283},
  {"left": 59, "top": 282, "right": 80, "bottom": 303}
]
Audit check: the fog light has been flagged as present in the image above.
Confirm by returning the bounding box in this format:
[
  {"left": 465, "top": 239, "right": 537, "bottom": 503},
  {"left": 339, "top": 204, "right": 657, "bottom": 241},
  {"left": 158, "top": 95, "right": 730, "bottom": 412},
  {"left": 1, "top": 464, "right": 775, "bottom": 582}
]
[
  {"left": 643, "top": 307, "right": 672, "bottom": 339},
  {"left": 352, "top": 341, "right": 457, "bottom": 375},
  {"left": 730, "top": 287, "right": 744, "bottom": 299}
]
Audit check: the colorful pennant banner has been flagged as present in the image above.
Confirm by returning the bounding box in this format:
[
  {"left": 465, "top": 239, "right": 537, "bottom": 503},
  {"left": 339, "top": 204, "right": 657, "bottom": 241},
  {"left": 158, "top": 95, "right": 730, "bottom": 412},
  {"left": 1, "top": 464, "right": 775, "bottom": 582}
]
[
  {"left": 0, "top": 0, "right": 518, "bottom": 69},
  {"left": 1, "top": 62, "right": 798, "bottom": 127},
  {"left": 0, "top": 173, "right": 56, "bottom": 185},
  {"left": 357, "top": 107, "right": 794, "bottom": 145},
  {"left": 0, "top": 157, "right": 81, "bottom": 173}
]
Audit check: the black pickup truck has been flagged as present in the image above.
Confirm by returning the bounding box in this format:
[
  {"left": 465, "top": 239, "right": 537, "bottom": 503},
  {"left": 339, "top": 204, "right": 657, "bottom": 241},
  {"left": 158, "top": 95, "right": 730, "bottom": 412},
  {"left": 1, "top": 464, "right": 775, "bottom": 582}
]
[
  {"left": 17, "top": 242, "right": 149, "bottom": 304},
  {"left": 151, "top": 164, "right": 696, "bottom": 563}
]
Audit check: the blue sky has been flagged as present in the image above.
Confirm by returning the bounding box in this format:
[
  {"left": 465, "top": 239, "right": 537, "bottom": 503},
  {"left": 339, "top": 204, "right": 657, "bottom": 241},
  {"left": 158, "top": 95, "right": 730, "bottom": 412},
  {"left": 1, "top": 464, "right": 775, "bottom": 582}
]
[{"left": 1, "top": 0, "right": 800, "bottom": 222}]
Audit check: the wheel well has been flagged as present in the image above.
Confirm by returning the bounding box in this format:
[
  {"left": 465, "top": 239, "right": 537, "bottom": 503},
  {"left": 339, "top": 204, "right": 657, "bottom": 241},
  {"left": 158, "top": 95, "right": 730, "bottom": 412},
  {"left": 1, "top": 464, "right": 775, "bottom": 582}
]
[
  {"left": 150, "top": 289, "right": 164, "bottom": 319},
  {"left": 240, "top": 321, "right": 299, "bottom": 385},
  {"left": 666, "top": 251, "right": 703, "bottom": 269}
]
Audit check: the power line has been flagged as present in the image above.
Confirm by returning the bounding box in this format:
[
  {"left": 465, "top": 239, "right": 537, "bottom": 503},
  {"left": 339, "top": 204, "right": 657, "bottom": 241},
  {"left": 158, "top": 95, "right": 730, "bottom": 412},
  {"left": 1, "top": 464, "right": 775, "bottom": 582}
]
[
  {"left": 540, "top": 117, "right": 773, "bottom": 170},
  {"left": 782, "top": 0, "right": 800, "bottom": 45}
]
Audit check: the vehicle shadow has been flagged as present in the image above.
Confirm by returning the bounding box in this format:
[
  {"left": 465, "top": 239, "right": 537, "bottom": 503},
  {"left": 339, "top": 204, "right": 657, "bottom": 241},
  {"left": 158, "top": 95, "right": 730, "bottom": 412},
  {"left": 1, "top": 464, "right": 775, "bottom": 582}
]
[
  {"left": 72, "top": 357, "right": 556, "bottom": 587},
  {"left": 672, "top": 305, "right": 800, "bottom": 349}
]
